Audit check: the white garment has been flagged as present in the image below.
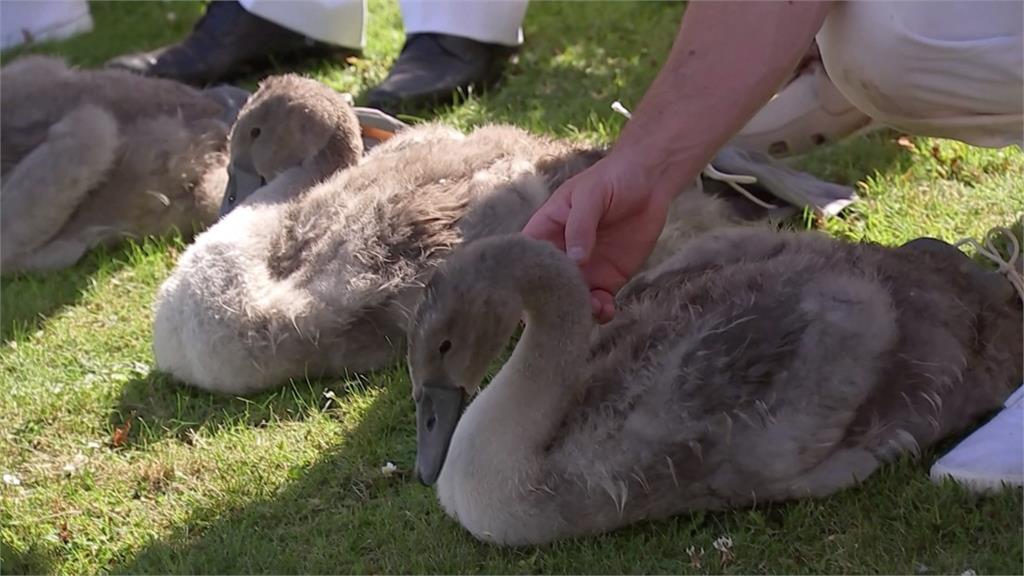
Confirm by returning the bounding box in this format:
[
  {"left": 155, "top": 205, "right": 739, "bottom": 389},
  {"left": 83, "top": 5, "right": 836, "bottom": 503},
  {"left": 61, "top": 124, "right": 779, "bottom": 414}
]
[
  {"left": 817, "top": 0, "right": 1024, "bottom": 148},
  {"left": 239, "top": 0, "right": 366, "bottom": 48},
  {"left": 401, "top": 0, "right": 527, "bottom": 46},
  {"left": 0, "top": 0, "right": 93, "bottom": 51},
  {"left": 239, "top": 0, "right": 527, "bottom": 49},
  {"left": 930, "top": 384, "right": 1024, "bottom": 493}
]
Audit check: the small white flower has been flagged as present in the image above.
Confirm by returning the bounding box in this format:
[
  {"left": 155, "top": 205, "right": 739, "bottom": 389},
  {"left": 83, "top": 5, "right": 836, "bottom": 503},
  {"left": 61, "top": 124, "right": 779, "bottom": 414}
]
[
  {"left": 3, "top": 473, "right": 21, "bottom": 486},
  {"left": 86, "top": 441, "right": 101, "bottom": 449},
  {"left": 323, "top": 390, "right": 337, "bottom": 400},
  {"left": 961, "top": 570, "right": 977, "bottom": 576},
  {"left": 380, "top": 462, "right": 398, "bottom": 476},
  {"left": 685, "top": 545, "right": 704, "bottom": 569},
  {"left": 166, "top": 11, "right": 177, "bottom": 22},
  {"left": 62, "top": 453, "right": 88, "bottom": 475},
  {"left": 712, "top": 535, "right": 733, "bottom": 552}
]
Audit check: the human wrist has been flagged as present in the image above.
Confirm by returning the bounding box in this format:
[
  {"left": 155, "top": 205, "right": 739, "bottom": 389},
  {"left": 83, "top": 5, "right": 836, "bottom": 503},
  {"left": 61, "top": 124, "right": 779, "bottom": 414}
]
[{"left": 607, "top": 139, "right": 702, "bottom": 205}]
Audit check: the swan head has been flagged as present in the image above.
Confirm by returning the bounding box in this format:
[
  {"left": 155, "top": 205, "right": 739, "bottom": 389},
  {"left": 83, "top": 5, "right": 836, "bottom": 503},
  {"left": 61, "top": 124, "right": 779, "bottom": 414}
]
[
  {"left": 220, "top": 74, "right": 363, "bottom": 217},
  {"left": 407, "top": 238, "right": 526, "bottom": 486}
]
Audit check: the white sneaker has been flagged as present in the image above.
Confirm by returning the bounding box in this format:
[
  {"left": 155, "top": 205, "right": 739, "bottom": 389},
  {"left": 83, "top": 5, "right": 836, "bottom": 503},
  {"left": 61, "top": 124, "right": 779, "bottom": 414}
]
[
  {"left": 930, "top": 385, "right": 1024, "bottom": 494},
  {"left": 732, "top": 58, "right": 877, "bottom": 158}
]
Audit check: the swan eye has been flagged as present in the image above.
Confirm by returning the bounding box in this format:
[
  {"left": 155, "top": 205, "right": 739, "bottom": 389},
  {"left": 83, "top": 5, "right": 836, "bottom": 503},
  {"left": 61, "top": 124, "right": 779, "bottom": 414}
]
[
  {"left": 227, "top": 192, "right": 236, "bottom": 203},
  {"left": 438, "top": 340, "right": 452, "bottom": 355},
  {"left": 250, "top": 127, "right": 261, "bottom": 139}
]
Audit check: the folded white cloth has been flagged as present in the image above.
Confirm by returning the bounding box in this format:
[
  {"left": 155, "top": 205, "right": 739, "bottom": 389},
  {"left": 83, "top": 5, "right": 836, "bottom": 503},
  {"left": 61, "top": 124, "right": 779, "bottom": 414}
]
[{"left": 930, "top": 384, "right": 1024, "bottom": 493}]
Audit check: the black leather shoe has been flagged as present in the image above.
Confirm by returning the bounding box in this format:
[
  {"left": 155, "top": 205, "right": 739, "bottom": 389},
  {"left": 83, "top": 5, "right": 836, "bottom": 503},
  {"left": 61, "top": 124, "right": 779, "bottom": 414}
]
[
  {"left": 365, "top": 33, "right": 516, "bottom": 114},
  {"left": 105, "top": 1, "right": 353, "bottom": 86}
]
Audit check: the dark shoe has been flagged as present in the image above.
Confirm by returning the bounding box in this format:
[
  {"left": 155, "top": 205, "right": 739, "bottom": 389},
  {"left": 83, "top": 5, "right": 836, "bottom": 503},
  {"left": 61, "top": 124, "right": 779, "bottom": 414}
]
[
  {"left": 365, "top": 33, "right": 516, "bottom": 114},
  {"left": 105, "top": 1, "right": 351, "bottom": 86}
]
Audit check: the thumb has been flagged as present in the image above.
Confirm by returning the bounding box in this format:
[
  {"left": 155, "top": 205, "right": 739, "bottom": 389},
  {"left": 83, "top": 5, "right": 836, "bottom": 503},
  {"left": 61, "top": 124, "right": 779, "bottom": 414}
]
[
  {"left": 522, "top": 209, "right": 561, "bottom": 246},
  {"left": 564, "top": 188, "right": 606, "bottom": 264},
  {"left": 522, "top": 191, "right": 571, "bottom": 248}
]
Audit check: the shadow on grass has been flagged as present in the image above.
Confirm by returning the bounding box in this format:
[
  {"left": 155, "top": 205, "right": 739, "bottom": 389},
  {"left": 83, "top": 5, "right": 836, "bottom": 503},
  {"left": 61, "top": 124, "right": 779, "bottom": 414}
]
[
  {"left": 0, "top": 537, "right": 54, "bottom": 576},
  {"left": 108, "top": 368, "right": 390, "bottom": 447},
  {"left": 791, "top": 129, "right": 915, "bottom": 187},
  {"left": 0, "top": 245, "right": 132, "bottom": 344},
  {"left": 109, "top": 379, "right": 481, "bottom": 574},
  {"left": 109, "top": 377, "right": 1024, "bottom": 574}
]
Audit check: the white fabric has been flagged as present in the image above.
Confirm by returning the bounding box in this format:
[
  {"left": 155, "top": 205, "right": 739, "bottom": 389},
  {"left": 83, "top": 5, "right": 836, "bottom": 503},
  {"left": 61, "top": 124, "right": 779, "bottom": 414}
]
[
  {"left": 401, "top": 0, "right": 526, "bottom": 46},
  {"left": 817, "top": 0, "right": 1024, "bottom": 148},
  {"left": 0, "top": 0, "right": 93, "bottom": 51},
  {"left": 238, "top": 0, "right": 527, "bottom": 49},
  {"left": 239, "top": 0, "right": 366, "bottom": 48},
  {"left": 930, "top": 384, "right": 1024, "bottom": 494}
]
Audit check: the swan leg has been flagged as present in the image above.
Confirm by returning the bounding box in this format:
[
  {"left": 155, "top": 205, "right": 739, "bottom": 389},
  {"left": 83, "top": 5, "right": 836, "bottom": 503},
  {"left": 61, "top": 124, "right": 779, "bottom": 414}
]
[{"left": 1, "top": 104, "right": 120, "bottom": 267}]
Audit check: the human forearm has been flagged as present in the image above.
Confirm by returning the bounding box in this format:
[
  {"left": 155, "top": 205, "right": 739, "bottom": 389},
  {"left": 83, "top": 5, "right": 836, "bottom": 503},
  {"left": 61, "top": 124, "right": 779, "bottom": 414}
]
[
  {"left": 522, "top": 0, "right": 836, "bottom": 317},
  {"left": 613, "top": 0, "right": 834, "bottom": 201}
]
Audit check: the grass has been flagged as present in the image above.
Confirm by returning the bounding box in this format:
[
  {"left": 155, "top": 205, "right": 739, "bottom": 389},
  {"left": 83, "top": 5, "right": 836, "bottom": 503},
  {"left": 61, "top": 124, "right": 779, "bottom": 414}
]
[{"left": 2, "top": 1, "right": 1023, "bottom": 574}]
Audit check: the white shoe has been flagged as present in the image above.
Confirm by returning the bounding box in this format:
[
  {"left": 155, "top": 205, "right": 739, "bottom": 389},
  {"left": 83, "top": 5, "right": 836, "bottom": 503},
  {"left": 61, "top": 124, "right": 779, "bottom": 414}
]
[
  {"left": 930, "top": 385, "right": 1024, "bottom": 494},
  {"left": 733, "top": 58, "right": 877, "bottom": 158}
]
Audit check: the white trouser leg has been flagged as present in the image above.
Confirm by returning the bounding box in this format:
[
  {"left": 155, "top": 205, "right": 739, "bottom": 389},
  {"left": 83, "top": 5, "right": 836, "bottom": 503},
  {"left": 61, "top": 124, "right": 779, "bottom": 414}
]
[
  {"left": 238, "top": 0, "right": 366, "bottom": 49},
  {"left": 0, "top": 0, "right": 93, "bottom": 50},
  {"left": 817, "top": 0, "right": 1023, "bottom": 148},
  {"left": 400, "top": 0, "right": 528, "bottom": 46}
]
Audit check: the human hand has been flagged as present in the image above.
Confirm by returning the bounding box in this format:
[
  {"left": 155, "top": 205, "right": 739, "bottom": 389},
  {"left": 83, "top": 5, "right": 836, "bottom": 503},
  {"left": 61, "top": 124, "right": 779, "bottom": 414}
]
[{"left": 522, "top": 155, "right": 674, "bottom": 323}]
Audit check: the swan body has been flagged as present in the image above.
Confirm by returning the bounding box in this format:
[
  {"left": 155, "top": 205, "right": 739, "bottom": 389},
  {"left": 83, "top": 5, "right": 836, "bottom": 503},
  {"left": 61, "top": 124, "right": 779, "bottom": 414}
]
[
  {"left": 153, "top": 117, "right": 613, "bottom": 394},
  {"left": 153, "top": 73, "right": 858, "bottom": 395},
  {"left": 0, "top": 56, "right": 245, "bottom": 272},
  {"left": 408, "top": 230, "right": 1022, "bottom": 546}
]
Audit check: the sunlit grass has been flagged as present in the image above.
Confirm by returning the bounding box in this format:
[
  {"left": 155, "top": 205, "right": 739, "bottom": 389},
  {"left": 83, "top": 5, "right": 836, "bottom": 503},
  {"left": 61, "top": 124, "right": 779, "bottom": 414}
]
[{"left": 2, "top": 1, "right": 1022, "bottom": 574}]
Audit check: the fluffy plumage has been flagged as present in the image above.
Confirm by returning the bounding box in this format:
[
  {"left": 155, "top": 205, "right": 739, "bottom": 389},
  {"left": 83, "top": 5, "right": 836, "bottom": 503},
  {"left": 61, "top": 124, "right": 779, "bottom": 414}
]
[
  {"left": 219, "top": 74, "right": 362, "bottom": 217},
  {"left": 407, "top": 230, "right": 1023, "bottom": 546},
  {"left": 0, "top": 56, "right": 244, "bottom": 272},
  {"left": 152, "top": 74, "right": 855, "bottom": 395},
  {"left": 154, "top": 121, "right": 612, "bottom": 394}
]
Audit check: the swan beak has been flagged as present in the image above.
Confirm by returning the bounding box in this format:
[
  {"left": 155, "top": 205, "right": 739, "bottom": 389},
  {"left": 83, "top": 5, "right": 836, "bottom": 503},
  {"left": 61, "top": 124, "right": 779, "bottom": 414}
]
[
  {"left": 220, "top": 166, "right": 262, "bottom": 218},
  {"left": 415, "top": 385, "right": 465, "bottom": 486}
]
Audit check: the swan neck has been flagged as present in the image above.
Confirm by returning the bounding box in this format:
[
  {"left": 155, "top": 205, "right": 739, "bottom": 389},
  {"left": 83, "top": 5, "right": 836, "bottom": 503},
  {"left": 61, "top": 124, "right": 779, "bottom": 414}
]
[{"left": 484, "top": 243, "right": 593, "bottom": 448}]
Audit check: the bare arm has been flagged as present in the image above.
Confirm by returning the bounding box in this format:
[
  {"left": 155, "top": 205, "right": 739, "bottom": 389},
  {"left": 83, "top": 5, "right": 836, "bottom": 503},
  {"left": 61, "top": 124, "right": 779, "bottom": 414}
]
[
  {"left": 523, "top": 1, "right": 834, "bottom": 321},
  {"left": 615, "top": 0, "right": 834, "bottom": 203}
]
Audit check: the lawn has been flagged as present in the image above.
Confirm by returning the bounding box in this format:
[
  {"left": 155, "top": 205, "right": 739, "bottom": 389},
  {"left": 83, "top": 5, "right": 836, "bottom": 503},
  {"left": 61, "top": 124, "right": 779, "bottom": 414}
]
[{"left": 2, "top": 1, "right": 1023, "bottom": 574}]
